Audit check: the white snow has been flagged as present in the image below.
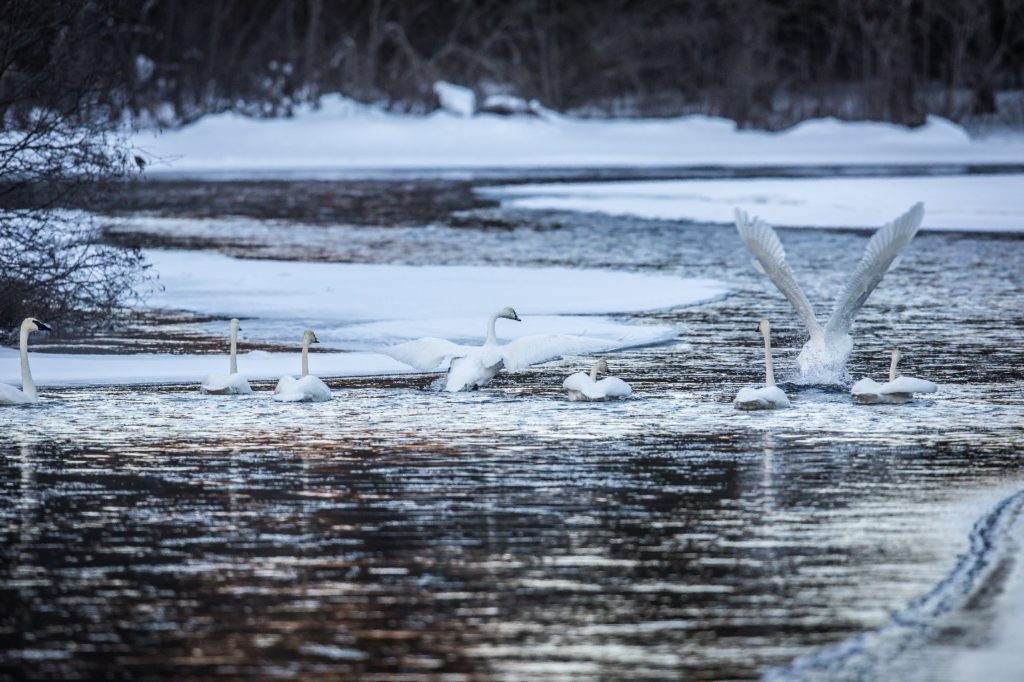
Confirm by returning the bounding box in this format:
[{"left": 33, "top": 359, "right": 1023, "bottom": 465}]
[
  {"left": 131, "top": 94, "right": 1024, "bottom": 173},
  {"left": 2, "top": 250, "right": 727, "bottom": 387},
  {"left": 485, "top": 174, "right": 1024, "bottom": 232},
  {"left": 0, "top": 348, "right": 410, "bottom": 388},
  {"left": 433, "top": 81, "right": 476, "bottom": 117}
]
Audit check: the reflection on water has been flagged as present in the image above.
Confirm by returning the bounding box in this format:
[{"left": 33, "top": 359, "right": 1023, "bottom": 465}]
[{"left": 2, "top": 175, "right": 1024, "bottom": 679}]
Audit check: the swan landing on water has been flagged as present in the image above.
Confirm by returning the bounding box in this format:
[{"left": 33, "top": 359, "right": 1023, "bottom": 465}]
[
  {"left": 563, "top": 359, "right": 632, "bottom": 401},
  {"left": 384, "top": 306, "right": 611, "bottom": 392},
  {"left": 852, "top": 348, "right": 937, "bottom": 404},
  {"left": 1, "top": 318, "right": 53, "bottom": 406},
  {"left": 735, "top": 202, "right": 925, "bottom": 385},
  {"left": 734, "top": 319, "right": 790, "bottom": 410}
]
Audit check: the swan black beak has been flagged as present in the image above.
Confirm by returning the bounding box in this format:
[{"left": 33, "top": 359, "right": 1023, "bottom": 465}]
[
  {"left": 33, "top": 320, "right": 54, "bottom": 332},
  {"left": 512, "top": 312, "right": 522, "bottom": 322}
]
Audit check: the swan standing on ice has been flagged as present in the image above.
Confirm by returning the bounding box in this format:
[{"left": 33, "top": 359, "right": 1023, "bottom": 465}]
[
  {"left": 852, "top": 348, "right": 937, "bottom": 404},
  {"left": 386, "top": 306, "right": 605, "bottom": 392},
  {"left": 274, "top": 330, "right": 332, "bottom": 402},
  {"left": 734, "top": 202, "right": 924, "bottom": 384},
  {"left": 1, "top": 318, "right": 53, "bottom": 406},
  {"left": 735, "top": 319, "right": 791, "bottom": 410},
  {"left": 563, "top": 359, "right": 632, "bottom": 401},
  {"left": 200, "top": 318, "right": 253, "bottom": 395}
]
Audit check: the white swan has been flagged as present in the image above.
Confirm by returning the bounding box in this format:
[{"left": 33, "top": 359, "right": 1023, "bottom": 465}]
[
  {"left": 735, "top": 319, "right": 791, "bottom": 410},
  {"left": 735, "top": 202, "right": 924, "bottom": 384},
  {"left": 1, "top": 318, "right": 53, "bottom": 406},
  {"left": 852, "top": 348, "right": 937, "bottom": 404},
  {"left": 563, "top": 359, "right": 632, "bottom": 401},
  {"left": 273, "top": 330, "right": 332, "bottom": 402},
  {"left": 386, "top": 306, "right": 611, "bottom": 392},
  {"left": 200, "top": 318, "right": 253, "bottom": 395}
]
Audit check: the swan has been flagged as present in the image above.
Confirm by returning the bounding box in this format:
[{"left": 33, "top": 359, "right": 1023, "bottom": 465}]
[
  {"left": 851, "top": 348, "right": 937, "bottom": 404},
  {"left": 273, "top": 330, "right": 332, "bottom": 402},
  {"left": 735, "top": 202, "right": 924, "bottom": 384},
  {"left": 563, "top": 359, "right": 632, "bottom": 401},
  {"left": 1, "top": 318, "right": 53, "bottom": 406},
  {"left": 200, "top": 318, "right": 253, "bottom": 395},
  {"left": 386, "top": 306, "right": 609, "bottom": 392},
  {"left": 734, "top": 319, "right": 791, "bottom": 410}
]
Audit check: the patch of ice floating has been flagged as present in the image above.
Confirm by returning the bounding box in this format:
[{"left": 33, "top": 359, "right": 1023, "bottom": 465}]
[{"left": 2, "top": 250, "right": 727, "bottom": 387}]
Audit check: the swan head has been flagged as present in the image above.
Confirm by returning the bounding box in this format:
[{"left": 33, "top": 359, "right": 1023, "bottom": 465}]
[
  {"left": 497, "top": 306, "right": 521, "bottom": 322},
  {"left": 590, "top": 358, "right": 610, "bottom": 379},
  {"left": 756, "top": 319, "right": 770, "bottom": 335},
  {"left": 303, "top": 330, "right": 320, "bottom": 345},
  {"left": 230, "top": 318, "right": 242, "bottom": 333},
  {"left": 22, "top": 318, "right": 53, "bottom": 334}
]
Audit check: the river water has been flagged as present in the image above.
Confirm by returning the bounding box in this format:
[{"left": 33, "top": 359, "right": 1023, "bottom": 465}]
[{"left": 1, "top": 171, "right": 1022, "bottom": 680}]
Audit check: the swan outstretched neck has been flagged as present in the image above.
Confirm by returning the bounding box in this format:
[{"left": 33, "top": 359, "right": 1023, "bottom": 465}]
[
  {"left": 201, "top": 318, "right": 253, "bottom": 395},
  {"left": 852, "top": 347, "right": 937, "bottom": 404},
  {"left": 735, "top": 202, "right": 925, "bottom": 384},
  {"left": 1, "top": 318, "right": 53, "bottom": 406},
  {"left": 274, "top": 329, "right": 331, "bottom": 402},
  {"left": 563, "top": 359, "right": 632, "bottom": 401},
  {"left": 734, "top": 319, "right": 790, "bottom": 410}
]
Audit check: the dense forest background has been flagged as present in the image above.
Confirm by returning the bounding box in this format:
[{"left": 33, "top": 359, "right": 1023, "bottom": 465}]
[{"left": 3, "top": 0, "right": 1024, "bottom": 131}]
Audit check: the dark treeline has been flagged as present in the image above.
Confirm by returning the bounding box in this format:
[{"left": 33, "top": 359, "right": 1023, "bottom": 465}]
[{"left": 3, "top": 0, "right": 1024, "bottom": 130}]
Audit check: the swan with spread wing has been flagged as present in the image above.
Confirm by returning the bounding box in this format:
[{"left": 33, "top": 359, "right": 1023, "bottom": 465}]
[
  {"left": 384, "top": 306, "right": 613, "bottom": 392},
  {"left": 734, "top": 202, "right": 924, "bottom": 384}
]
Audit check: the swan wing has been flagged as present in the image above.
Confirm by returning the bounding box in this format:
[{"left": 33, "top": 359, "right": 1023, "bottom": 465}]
[
  {"left": 0, "top": 383, "right": 33, "bottom": 405},
  {"left": 884, "top": 376, "right": 936, "bottom": 395},
  {"left": 825, "top": 202, "right": 924, "bottom": 338},
  {"left": 499, "top": 335, "right": 611, "bottom": 372},
  {"left": 383, "top": 337, "right": 471, "bottom": 371},
  {"left": 734, "top": 209, "right": 822, "bottom": 336},
  {"left": 597, "top": 377, "right": 633, "bottom": 398}
]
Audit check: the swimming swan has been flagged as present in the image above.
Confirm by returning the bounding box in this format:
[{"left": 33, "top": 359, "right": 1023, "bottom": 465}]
[
  {"left": 1, "top": 318, "right": 53, "bottom": 406},
  {"left": 386, "top": 306, "right": 609, "bottom": 392},
  {"left": 734, "top": 319, "right": 791, "bottom": 410},
  {"left": 563, "top": 359, "right": 632, "bottom": 401},
  {"left": 735, "top": 202, "right": 924, "bottom": 384},
  {"left": 274, "top": 330, "right": 332, "bottom": 402},
  {"left": 200, "top": 318, "right": 253, "bottom": 395},
  {"left": 851, "top": 348, "right": 936, "bottom": 404}
]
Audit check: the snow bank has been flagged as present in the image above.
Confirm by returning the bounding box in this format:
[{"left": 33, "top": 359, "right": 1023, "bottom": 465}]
[
  {"left": 2, "top": 251, "right": 727, "bottom": 387},
  {"left": 132, "top": 94, "right": 1024, "bottom": 172},
  {"left": 485, "top": 174, "right": 1024, "bottom": 232}
]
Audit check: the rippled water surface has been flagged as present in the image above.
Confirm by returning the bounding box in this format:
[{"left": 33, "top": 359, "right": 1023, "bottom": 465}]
[{"left": 2, "top": 172, "right": 1023, "bottom": 680}]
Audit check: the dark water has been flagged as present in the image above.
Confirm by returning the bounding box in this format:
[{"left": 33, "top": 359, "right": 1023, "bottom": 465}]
[{"left": 2, "top": 172, "right": 1023, "bottom": 680}]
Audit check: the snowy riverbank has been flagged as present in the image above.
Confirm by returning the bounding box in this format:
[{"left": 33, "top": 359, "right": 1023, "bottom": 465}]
[
  {"left": 132, "top": 95, "right": 1024, "bottom": 173},
  {"left": 484, "top": 174, "right": 1024, "bottom": 232}
]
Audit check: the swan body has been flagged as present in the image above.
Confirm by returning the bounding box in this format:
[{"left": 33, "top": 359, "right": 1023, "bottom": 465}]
[
  {"left": 1, "top": 318, "right": 53, "bottom": 406},
  {"left": 274, "top": 330, "right": 331, "bottom": 402},
  {"left": 386, "top": 307, "right": 603, "bottom": 392},
  {"left": 735, "top": 202, "right": 924, "bottom": 384},
  {"left": 852, "top": 348, "right": 936, "bottom": 404},
  {"left": 563, "top": 359, "right": 632, "bottom": 401},
  {"left": 201, "top": 318, "right": 253, "bottom": 395},
  {"left": 735, "top": 319, "right": 791, "bottom": 410}
]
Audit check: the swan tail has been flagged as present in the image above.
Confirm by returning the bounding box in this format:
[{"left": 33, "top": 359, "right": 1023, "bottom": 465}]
[
  {"left": 824, "top": 202, "right": 924, "bottom": 339},
  {"left": 734, "top": 208, "right": 822, "bottom": 336}
]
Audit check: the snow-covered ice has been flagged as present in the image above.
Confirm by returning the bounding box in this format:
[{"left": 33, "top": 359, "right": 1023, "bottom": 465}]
[
  {"left": 485, "top": 174, "right": 1024, "bottom": 232},
  {"left": 132, "top": 94, "right": 1024, "bottom": 173},
  {"left": 2, "top": 250, "right": 727, "bottom": 387}
]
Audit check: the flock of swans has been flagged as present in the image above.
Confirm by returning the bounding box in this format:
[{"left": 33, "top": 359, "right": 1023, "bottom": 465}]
[{"left": 1, "top": 202, "right": 938, "bottom": 409}]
